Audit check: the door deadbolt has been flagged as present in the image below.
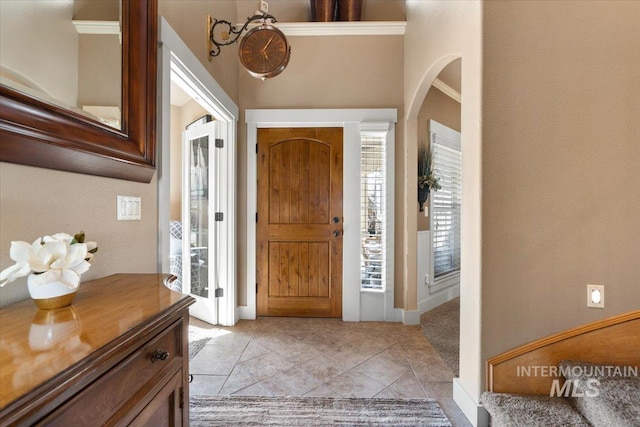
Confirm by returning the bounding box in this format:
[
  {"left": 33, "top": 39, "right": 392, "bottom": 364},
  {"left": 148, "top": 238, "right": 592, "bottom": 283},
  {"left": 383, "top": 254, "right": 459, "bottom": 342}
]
[{"left": 332, "top": 217, "right": 340, "bottom": 223}]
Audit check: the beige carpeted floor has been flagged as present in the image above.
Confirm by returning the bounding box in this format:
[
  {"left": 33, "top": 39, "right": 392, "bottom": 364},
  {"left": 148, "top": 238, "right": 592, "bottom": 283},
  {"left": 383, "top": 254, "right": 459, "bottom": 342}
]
[{"left": 420, "top": 298, "right": 460, "bottom": 377}]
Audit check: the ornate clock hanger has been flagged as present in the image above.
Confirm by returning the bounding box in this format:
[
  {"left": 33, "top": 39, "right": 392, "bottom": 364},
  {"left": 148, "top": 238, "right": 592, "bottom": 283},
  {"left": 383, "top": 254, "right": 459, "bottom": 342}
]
[
  {"left": 207, "top": 12, "right": 277, "bottom": 58},
  {"left": 207, "top": 2, "right": 291, "bottom": 80}
]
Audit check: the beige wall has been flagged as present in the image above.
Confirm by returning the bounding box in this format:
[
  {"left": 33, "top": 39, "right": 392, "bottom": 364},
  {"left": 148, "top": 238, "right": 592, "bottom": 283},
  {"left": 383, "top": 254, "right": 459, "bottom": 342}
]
[
  {"left": 235, "top": 0, "right": 405, "bottom": 22},
  {"left": 160, "top": 1, "right": 405, "bottom": 308},
  {"left": 77, "top": 34, "right": 121, "bottom": 108},
  {"left": 417, "top": 86, "right": 461, "bottom": 231},
  {"left": 0, "top": 0, "right": 79, "bottom": 107},
  {"left": 406, "top": 2, "right": 640, "bottom": 417},
  {"left": 404, "top": 0, "right": 483, "bottom": 408},
  {"left": 0, "top": 4, "right": 231, "bottom": 309},
  {"left": 4, "top": 5, "right": 637, "bottom": 423},
  {"left": 0, "top": 163, "right": 158, "bottom": 307},
  {"left": 73, "top": 0, "right": 119, "bottom": 21},
  {"left": 481, "top": 0, "right": 640, "bottom": 367},
  {"left": 159, "top": 0, "right": 240, "bottom": 104},
  {"left": 236, "top": 35, "right": 404, "bottom": 307},
  {"left": 0, "top": 4, "right": 402, "bottom": 315},
  {"left": 0, "top": 2, "right": 160, "bottom": 308}
]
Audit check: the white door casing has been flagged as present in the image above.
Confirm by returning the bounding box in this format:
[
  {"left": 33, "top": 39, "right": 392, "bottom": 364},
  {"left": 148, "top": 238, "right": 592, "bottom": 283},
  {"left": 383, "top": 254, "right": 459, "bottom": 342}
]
[
  {"left": 158, "top": 17, "right": 238, "bottom": 326},
  {"left": 242, "top": 109, "right": 397, "bottom": 322}
]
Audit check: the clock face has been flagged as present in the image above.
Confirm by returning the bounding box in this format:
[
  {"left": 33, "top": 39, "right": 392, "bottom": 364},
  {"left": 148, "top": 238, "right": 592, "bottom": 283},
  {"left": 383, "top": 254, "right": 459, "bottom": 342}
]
[{"left": 239, "top": 25, "right": 291, "bottom": 79}]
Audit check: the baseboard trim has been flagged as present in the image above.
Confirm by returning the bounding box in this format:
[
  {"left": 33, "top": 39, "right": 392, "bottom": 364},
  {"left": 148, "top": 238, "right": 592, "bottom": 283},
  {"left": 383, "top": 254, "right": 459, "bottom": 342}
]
[
  {"left": 453, "top": 378, "right": 489, "bottom": 427},
  {"left": 238, "top": 306, "right": 255, "bottom": 321},
  {"left": 418, "top": 284, "right": 460, "bottom": 314},
  {"left": 399, "top": 309, "right": 420, "bottom": 325}
]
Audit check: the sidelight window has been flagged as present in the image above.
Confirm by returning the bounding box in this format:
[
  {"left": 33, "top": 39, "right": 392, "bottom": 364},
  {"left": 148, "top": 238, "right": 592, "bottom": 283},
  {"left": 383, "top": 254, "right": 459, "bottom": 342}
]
[{"left": 360, "top": 132, "right": 387, "bottom": 291}]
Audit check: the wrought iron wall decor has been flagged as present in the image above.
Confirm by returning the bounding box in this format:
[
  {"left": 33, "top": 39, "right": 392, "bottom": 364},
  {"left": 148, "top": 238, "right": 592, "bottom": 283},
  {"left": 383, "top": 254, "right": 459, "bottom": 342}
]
[{"left": 207, "top": 13, "right": 278, "bottom": 59}]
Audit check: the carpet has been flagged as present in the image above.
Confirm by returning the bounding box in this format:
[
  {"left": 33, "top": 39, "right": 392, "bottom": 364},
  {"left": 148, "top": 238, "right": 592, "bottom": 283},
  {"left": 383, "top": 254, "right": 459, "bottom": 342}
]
[
  {"left": 481, "top": 392, "right": 591, "bottom": 427},
  {"left": 560, "top": 360, "right": 640, "bottom": 427},
  {"left": 420, "top": 298, "right": 459, "bottom": 377},
  {"left": 190, "top": 396, "right": 452, "bottom": 426}
]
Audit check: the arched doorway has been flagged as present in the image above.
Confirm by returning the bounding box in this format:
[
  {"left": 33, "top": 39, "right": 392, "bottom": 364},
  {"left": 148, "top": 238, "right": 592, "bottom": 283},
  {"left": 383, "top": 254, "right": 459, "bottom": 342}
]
[{"left": 415, "top": 58, "right": 462, "bottom": 377}]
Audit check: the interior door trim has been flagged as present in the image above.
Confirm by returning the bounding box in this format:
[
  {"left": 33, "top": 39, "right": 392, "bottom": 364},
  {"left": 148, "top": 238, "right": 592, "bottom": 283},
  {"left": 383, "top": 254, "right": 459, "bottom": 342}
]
[
  {"left": 157, "top": 18, "right": 238, "bottom": 326},
  {"left": 243, "top": 109, "right": 397, "bottom": 322}
]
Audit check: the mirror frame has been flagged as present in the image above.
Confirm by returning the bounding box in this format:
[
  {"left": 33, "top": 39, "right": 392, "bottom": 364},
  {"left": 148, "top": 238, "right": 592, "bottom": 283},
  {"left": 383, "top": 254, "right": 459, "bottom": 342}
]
[{"left": 0, "top": 0, "right": 157, "bottom": 183}]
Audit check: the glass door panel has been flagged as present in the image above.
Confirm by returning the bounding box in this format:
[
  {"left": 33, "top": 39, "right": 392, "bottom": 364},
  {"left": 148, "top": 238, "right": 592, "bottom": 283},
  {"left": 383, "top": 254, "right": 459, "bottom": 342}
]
[{"left": 183, "top": 120, "right": 217, "bottom": 324}]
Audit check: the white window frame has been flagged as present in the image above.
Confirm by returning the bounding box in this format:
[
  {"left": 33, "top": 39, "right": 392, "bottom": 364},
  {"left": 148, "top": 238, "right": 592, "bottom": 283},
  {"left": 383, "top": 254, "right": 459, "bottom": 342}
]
[
  {"left": 428, "top": 120, "right": 461, "bottom": 295},
  {"left": 359, "top": 126, "right": 393, "bottom": 294}
]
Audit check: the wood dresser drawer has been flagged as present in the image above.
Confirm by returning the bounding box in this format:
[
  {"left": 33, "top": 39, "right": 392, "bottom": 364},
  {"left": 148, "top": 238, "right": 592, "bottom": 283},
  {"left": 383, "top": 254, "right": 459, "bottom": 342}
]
[
  {"left": 0, "top": 274, "right": 194, "bottom": 427},
  {"left": 39, "top": 319, "right": 183, "bottom": 426}
]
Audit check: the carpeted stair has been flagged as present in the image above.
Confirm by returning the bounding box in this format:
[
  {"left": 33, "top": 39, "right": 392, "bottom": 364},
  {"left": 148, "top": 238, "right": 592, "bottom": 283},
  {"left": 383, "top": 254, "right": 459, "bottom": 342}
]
[
  {"left": 560, "top": 360, "right": 640, "bottom": 427},
  {"left": 481, "top": 361, "right": 640, "bottom": 427}
]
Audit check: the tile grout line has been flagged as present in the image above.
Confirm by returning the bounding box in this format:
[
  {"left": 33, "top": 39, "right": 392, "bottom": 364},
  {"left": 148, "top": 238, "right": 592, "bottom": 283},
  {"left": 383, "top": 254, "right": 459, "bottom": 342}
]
[
  {"left": 357, "top": 341, "right": 420, "bottom": 398},
  {"left": 196, "top": 319, "right": 457, "bottom": 402},
  {"left": 215, "top": 333, "right": 256, "bottom": 395},
  {"left": 310, "top": 340, "right": 403, "bottom": 398},
  {"left": 400, "top": 341, "right": 432, "bottom": 399}
]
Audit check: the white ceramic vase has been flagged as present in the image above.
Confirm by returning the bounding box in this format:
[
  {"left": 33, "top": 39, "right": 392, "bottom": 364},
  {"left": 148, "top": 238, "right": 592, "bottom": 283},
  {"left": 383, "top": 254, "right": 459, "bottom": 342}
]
[{"left": 27, "top": 274, "right": 79, "bottom": 310}]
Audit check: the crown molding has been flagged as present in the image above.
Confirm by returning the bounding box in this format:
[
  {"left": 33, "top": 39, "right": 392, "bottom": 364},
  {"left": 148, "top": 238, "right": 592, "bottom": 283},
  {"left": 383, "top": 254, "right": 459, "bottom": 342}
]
[
  {"left": 432, "top": 78, "right": 461, "bottom": 103},
  {"left": 241, "top": 21, "right": 407, "bottom": 37},
  {"left": 72, "top": 20, "right": 121, "bottom": 35}
]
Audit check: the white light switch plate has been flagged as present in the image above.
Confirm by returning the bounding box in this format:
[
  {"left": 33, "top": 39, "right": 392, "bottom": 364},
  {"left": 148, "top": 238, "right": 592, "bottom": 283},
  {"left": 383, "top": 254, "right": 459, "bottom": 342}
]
[{"left": 117, "top": 195, "right": 141, "bottom": 220}]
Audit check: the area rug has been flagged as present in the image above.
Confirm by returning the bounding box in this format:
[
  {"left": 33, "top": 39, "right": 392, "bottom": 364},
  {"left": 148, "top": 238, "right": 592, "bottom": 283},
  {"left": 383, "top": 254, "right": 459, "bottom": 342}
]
[
  {"left": 189, "top": 337, "right": 211, "bottom": 361},
  {"left": 190, "top": 395, "right": 451, "bottom": 426},
  {"left": 188, "top": 319, "right": 217, "bottom": 361},
  {"left": 420, "top": 298, "right": 460, "bottom": 377}
]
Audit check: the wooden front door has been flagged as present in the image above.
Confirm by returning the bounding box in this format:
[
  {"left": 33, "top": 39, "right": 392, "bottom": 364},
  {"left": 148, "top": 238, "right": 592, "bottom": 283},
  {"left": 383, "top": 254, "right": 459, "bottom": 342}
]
[{"left": 257, "top": 127, "right": 343, "bottom": 317}]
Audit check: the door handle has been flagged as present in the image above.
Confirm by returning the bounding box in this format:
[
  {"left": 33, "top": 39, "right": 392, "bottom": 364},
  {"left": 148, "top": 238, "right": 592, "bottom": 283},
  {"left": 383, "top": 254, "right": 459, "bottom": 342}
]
[{"left": 333, "top": 230, "right": 341, "bottom": 237}]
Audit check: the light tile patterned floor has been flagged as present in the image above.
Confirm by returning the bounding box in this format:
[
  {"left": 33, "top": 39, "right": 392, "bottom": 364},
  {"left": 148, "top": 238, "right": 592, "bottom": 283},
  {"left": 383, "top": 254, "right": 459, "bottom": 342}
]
[{"left": 189, "top": 317, "right": 471, "bottom": 426}]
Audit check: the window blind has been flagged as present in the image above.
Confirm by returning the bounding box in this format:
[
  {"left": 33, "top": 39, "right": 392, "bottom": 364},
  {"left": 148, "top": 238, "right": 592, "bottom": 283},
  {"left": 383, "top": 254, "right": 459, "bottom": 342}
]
[
  {"left": 361, "top": 134, "right": 386, "bottom": 291},
  {"left": 431, "top": 131, "right": 461, "bottom": 279}
]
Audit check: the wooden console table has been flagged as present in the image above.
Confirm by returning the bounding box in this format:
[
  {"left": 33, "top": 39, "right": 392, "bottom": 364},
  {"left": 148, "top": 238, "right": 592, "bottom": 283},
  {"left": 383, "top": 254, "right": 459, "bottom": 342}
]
[{"left": 0, "top": 274, "right": 194, "bottom": 426}]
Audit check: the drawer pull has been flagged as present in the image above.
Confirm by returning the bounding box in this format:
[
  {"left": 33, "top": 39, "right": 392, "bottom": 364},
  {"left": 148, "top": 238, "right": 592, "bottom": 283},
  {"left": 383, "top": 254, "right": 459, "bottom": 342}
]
[{"left": 151, "top": 349, "right": 170, "bottom": 363}]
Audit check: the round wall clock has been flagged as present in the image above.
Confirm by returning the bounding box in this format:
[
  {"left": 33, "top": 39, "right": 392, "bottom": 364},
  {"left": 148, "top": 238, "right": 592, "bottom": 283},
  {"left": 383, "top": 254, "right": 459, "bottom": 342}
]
[{"left": 239, "top": 24, "right": 291, "bottom": 80}]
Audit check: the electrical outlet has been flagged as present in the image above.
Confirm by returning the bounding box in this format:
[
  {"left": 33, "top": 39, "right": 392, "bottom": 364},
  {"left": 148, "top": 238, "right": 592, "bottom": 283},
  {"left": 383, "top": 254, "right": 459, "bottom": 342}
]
[
  {"left": 587, "top": 284, "right": 604, "bottom": 309},
  {"left": 260, "top": 0, "right": 268, "bottom": 13}
]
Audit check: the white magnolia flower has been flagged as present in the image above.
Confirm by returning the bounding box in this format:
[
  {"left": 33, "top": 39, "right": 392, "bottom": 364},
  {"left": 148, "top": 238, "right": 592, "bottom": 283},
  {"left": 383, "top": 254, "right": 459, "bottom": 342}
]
[
  {"left": 43, "top": 233, "right": 74, "bottom": 242},
  {"left": 0, "top": 256, "right": 32, "bottom": 285},
  {"left": 0, "top": 233, "right": 95, "bottom": 288},
  {"left": 85, "top": 241, "right": 98, "bottom": 262},
  {"left": 0, "top": 240, "right": 41, "bottom": 286}
]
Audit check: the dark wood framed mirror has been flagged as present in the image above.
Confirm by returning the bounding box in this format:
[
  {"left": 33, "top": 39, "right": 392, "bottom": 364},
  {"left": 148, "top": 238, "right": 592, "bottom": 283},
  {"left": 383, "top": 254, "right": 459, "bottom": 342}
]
[{"left": 0, "top": 0, "right": 157, "bottom": 183}]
